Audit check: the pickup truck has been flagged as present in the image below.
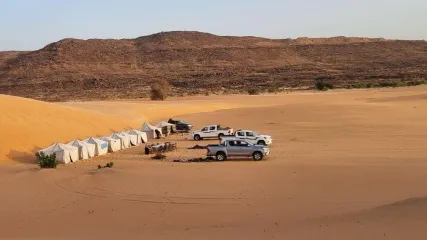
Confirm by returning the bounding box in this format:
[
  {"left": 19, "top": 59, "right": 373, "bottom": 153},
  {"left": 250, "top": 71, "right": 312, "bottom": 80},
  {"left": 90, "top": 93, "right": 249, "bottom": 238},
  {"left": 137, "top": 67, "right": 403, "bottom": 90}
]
[
  {"left": 191, "top": 125, "right": 234, "bottom": 141},
  {"left": 207, "top": 139, "right": 270, "bottom": 161},
  {"left": 220, "top": 130, "right": 272, "bottom": 146},
  {"left": 168, "top": 119, "right": 193, "bottom": 132}
]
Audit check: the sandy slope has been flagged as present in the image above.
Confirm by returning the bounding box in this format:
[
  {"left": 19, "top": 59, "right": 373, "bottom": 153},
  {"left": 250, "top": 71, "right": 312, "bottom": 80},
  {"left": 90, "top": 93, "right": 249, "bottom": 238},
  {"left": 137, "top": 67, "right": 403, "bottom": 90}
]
[
  {"left": 0, "top": 95, "right": 132, "bottom": 162},
  {"left": 0, "top": 87, "right": 427, "bottom": 239},
  {"left": 0, "top": 95, "right": 248, "bottom": 163}
]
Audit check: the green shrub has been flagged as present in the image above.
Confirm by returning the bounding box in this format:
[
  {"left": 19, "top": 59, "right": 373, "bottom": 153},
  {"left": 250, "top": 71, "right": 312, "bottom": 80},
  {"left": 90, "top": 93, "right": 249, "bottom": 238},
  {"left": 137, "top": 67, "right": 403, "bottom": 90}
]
[
  {"left": 151, "top": 152, "right": 167, "bottom": 160},
  {"left": 407, "top": 79, "right": 426, "bottom": 86},
  {"left": 315, "top": 80, "right": 334, "bottom": 91},
  {"left": 247, "top": 88, "right": 260, "bottom": 95},
  {"left": 377, "top": 82, "right": 400, "bottom": 88},
  {"left": 267, "top": 87, "right": 278, "bottom": 93},
  {"left": 98, "top": 161, "right": 115, "bottom": 169},
  {"left": 35, "top": 152, "right": 58, "bottom": 168},
  {"left": 348, "top": 82, "right": 374, "bottom": 89}
]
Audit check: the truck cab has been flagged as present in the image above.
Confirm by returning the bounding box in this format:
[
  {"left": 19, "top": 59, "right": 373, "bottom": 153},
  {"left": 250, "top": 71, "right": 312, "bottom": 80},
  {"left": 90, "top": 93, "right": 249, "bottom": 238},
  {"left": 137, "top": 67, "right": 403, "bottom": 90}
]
[
  {"left": 168, "top": 119, "right": 193, "bottom": 132},
  {"left": 191, "top": 125, "right": 234, "bottom": 141},
  {"left": 221, "top": 130, "right": 273, "bottom": 145},
  {"left": 207, "top": 139, "right": 270, "bottom": 161}
]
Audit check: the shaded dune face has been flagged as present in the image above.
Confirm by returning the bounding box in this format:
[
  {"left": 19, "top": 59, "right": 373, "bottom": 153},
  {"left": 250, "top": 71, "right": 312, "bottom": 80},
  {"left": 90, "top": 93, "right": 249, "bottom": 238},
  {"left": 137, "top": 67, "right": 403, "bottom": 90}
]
[{"left": 0, "top": 94, "right": 131, "bottom": 162}]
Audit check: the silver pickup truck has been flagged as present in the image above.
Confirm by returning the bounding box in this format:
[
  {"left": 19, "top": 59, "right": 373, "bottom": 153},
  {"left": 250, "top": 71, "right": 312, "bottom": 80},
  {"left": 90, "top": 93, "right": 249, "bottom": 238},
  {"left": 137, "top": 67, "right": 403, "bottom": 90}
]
[{"left": 207, "top": 139, "right": 270, "bottom": 161}]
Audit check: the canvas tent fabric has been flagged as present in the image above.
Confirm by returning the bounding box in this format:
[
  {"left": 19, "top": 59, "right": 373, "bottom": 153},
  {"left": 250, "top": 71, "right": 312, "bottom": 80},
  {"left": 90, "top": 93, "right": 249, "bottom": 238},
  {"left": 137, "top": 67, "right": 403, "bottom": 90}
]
[
  {"left": 120, "top": 131, "right": 138, "bottom": 146},
  {"left": 111, "top": 133, "right": 130, "bottom": 149},
  {"left": 67, "top": 139, "right": 96, "bottom": 160},
  {"left": 38, "top": 142, "right": 79, "bottom": 164},
  {"left": 139, "top": 122, "right": 163, "bottom": 139},
  {"left": 100, "top": 136, "right": 121, "bottom": 152},
  {"left": 127, "top": 129, "right": 148, "bottom": 144},
  {"left": 155, "top": 121, "right": 176, "bottom": 135},
  {"left": 83, "top": 137, "right": 108, "bottom": 156}
]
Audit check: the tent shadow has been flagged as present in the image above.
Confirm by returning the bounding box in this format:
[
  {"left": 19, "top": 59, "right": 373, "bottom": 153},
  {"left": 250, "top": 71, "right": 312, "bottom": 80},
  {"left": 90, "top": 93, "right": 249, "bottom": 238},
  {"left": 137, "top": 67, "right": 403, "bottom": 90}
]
[{"left": 7, "top": 146, "right": 42, "bottom": 164}]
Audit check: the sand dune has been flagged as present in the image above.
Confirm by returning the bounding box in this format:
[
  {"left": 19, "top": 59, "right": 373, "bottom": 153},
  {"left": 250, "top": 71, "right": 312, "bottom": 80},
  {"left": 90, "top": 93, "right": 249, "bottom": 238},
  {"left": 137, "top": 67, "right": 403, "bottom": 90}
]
[
  {"left": 1, "top": 87, "right": 427, "bottom": 239},
  {"left": 0, "top": 94, "right": 251, "bottom": 163},
  {"left": 0, "top": 95, "right": 132, "bottom": 163}
]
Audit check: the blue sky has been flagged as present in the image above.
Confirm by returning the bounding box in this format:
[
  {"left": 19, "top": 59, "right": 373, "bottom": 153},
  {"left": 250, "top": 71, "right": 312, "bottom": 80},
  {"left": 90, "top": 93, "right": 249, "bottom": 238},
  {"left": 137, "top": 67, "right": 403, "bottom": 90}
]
[{"left": 1, "top": 0, "right": 426, "bottom": 50}]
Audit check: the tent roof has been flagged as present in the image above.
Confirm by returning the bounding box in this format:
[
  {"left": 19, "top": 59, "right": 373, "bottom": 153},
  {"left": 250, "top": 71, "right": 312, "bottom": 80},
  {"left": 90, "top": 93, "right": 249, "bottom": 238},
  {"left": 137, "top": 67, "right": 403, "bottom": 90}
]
[
  {"left": 128, "top": 129, "right": 145, "bottom": 135},
  {"left": 156, "top": 121, "right": 174, "bottom": 128},
  {"left": 41, "top": 142, "right": 78, "bottom": 152},
  {"left": 111, "top": 133, "right": 125, "bottom": 139},
  {"left": 119, "top": 131, "right": 132, "bottom": 136},
  {"left": 68, "top": 139, "right": 94, "bottom": 147},
  {"left": 101, "top": 136, "right": 118, "bottom": 142},
  {"left": 84, "top": 137, "right": 107, "bottom": 145},
  {"left": 140, "top": 122, "right": 161, "bottom": 131}
]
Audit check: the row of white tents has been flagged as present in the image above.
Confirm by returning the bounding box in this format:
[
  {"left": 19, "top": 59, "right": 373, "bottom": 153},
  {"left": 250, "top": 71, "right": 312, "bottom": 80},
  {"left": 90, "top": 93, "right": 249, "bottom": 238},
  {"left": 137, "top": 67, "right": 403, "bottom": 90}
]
[{"left": 38, "top": 121, "right": 176, "bottom": 164}]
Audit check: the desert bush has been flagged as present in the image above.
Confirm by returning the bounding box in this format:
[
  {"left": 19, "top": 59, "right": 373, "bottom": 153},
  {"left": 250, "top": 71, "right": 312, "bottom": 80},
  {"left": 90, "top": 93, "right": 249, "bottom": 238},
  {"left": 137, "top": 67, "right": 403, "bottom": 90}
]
[
  {"left": 247, "top": 88, "right": 261, "bottom": 95},
  {"left": 150, "top": 79, "right": 170, "bottom": 100},
  {"left": 98, "top": 161, "right": 115, "bottom": 169},
  {"left": 315, "top": 80, "right": 334, "bottom": 91},
  {"left": 366, "top": 83, "right": 374, "bottom": 88},
  {"left": 377, "top": 82, "right": 404, "bottom": 88},
  {"left": 151, "top": 152, "right": 167, "bottom": 160},
  {"left": 348, "top": 82, "right": 374, "bottom": 89},
  {"left": 36, "top": 152, "right": 58, "bottom": 168},
  {"left": 407, "top": 79, "right": 427, "bottom": 86},
  {"left": 267, "top": 87, "right": 278, "bottom": 93}
]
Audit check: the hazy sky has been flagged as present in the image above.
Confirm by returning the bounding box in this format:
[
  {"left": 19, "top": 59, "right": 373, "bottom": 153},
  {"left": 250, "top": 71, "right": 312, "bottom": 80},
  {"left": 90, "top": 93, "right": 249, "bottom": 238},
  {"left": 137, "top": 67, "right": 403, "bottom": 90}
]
[{"left": 1, "top": 0, "right": 426, "bottom": 50}]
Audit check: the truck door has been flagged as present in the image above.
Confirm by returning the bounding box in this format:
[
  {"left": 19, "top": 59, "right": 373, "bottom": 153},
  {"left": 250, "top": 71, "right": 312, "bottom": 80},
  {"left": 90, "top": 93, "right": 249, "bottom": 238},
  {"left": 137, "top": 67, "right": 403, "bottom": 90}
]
[
  {"left": 208, "top": 126, "right": 217, "bottom": 138},
  {"left": 236, "top": 131, "right": 245, "bottom": 140},
  {"left": 227, "top": 140, "right": 241, "bottom": 155},
  {"left": 201, "top": 127, "right": 208, "bottom": 135},
  {"left": 245, "top": 131, "right": 257, "bottom": 144},
  {"left": 237, "top": 141, "right": 252, "bottom": 156}
]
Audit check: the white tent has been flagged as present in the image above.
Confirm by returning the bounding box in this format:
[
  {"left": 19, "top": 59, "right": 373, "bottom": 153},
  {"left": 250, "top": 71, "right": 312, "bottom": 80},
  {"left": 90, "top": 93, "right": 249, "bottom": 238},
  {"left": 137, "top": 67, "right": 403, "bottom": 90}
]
[
  {"left": 67, "top": 139, "right": 96, "bottom": 160},
  {"left": 139, "top": 122, "right": 163, "bottom": 139},
  {"left": 127, "top": 129, "right": 148, "bottom": 145},
  {"left": 120, "top": 131, "right": 139, "bottom": 146},
  {"left": 100, "top": 136, "right": 121, "bottom": 152},
  {"left": 111, "top": 133, "right": 130, "bottom": 149},
  {"left": 38, "top": 142, "right": 79, "bottom": 164},
  {"left": 156, "top": 121, "right": 175, "bottom": 135},
  {"left": 83, "top": 137, "right": 108, "bottom": 156}
]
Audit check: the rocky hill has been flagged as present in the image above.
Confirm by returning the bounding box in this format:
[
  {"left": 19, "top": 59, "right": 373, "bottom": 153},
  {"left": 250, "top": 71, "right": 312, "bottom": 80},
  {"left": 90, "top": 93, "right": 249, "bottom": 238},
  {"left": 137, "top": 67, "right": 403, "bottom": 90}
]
[{"left": 1, "top": 31, "right": 426, "bottom": 101}]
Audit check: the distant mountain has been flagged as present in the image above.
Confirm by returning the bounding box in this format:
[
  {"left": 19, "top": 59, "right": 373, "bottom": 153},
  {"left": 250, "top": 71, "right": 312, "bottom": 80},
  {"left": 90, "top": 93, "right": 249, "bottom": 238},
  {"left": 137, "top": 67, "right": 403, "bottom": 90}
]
[{"left": 1, "top": 31, "right": 426, "bottom": 101}]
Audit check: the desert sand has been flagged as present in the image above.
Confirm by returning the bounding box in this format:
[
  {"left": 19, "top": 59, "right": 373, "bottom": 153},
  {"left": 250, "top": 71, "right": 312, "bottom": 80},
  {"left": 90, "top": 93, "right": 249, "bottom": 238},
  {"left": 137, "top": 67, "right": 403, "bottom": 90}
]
[{"left": 1, "top": 87, "right": 427, "bottom": 239}]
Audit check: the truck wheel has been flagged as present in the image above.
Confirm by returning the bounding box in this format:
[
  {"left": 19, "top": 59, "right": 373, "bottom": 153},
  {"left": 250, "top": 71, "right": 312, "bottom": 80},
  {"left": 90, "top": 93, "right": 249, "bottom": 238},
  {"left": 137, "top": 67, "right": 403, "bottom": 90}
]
[
  {"left": 194, "top": 135, "right": 201, "bottom": 141},
  {"left": 216, "top": 152, "right": 227, "bottom": 161},
  {"left": 218, "top": 133, "right": 224, "bottom": 139},
  {"left": 253, "top": 151, "right": 263, "bottom": 161},
  {"left": 257, "top": 140, "right": 266, "bottom": 146}
]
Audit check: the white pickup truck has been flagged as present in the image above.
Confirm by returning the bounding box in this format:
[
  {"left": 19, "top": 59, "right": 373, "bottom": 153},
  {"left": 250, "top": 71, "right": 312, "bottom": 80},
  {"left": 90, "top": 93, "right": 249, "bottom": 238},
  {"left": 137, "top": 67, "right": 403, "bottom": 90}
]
[
  {"left": 191, "top": 125, "right": 234, "bottom": 141},
  {"left": 220, "top": 130, "right": 273, "bottom": 146}
]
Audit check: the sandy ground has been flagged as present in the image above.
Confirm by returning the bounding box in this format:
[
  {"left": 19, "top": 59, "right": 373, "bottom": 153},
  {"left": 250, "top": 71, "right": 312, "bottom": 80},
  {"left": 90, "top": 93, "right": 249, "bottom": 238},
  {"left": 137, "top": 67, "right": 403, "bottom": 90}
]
[{"left": 1, "top": 87, "right": 427, "bottom": 239}]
